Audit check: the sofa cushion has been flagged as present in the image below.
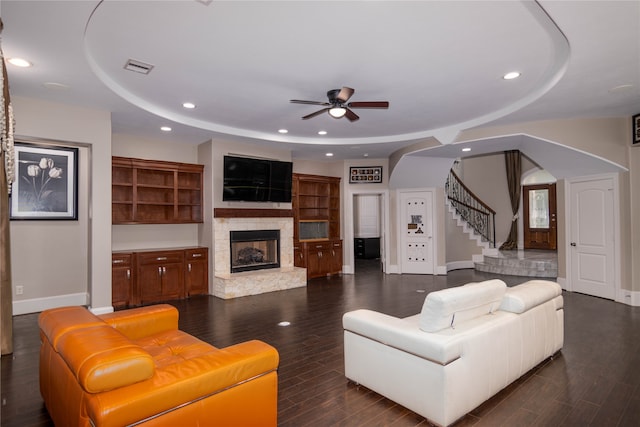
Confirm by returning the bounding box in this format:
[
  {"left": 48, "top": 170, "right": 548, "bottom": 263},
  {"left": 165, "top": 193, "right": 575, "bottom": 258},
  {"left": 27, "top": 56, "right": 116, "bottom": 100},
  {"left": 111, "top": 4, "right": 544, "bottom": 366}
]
[
  {"left": 57, "top": 325, "right": 155, "bottom": 393},
  {"left": 499, "top": 280, "right": 562, "bottom": 314},
  {"left": 419, "top": 279, "right": 506, "bottom": 332},
  {"left": 38, "top": 305, "right": 104, "bottom": 349}
]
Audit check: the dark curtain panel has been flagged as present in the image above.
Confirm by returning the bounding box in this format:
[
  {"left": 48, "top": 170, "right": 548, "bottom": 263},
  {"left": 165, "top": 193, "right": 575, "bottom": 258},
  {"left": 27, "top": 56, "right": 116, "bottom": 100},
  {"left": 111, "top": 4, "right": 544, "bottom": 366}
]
[
  {"left": 1, "top": 18, "right": 14, "bottom": 355},
  {"left": 499, "top": 150, "right": 521, "bottom": 251}
]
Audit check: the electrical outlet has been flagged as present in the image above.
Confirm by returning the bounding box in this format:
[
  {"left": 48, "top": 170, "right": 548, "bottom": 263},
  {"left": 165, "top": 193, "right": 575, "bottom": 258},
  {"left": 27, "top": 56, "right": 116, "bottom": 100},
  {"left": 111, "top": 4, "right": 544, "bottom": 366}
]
[{"left": 15, "top": 285, "right": 23, "bottom": 295}]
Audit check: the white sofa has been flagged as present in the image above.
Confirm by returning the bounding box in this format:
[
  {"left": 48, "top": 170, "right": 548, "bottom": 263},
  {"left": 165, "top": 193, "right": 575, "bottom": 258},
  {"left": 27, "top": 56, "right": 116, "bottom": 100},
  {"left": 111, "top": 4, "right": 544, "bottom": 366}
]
[{"left": 343, "top": 279, "right": 563, "bottom": 427}]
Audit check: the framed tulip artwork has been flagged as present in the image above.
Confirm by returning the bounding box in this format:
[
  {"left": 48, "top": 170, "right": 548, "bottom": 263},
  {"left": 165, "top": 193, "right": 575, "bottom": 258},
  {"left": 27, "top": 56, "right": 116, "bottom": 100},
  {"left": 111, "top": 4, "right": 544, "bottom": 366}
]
[{"left": 10, "top": 142, "right": 78, "bottom": 220}]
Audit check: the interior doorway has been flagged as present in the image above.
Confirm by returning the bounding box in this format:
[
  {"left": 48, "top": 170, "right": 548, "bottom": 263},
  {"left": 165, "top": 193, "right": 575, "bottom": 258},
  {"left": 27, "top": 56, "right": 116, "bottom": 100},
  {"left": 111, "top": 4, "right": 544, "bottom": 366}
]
[
  {"left": 523, "top": 183, "right": 557, "bottom": 250},
  {"left": 353, "top": 194, "right": 383, "bottom": 271}
]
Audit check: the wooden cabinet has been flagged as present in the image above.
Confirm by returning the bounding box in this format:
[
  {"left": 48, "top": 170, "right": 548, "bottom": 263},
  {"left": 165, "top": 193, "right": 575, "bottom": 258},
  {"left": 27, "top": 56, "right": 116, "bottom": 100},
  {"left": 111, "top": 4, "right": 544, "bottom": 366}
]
[
  {"left": 112, "top": 247, "right": 208, "bottom": 307},
  {"left": 292, "top": 173, "right": 342, "bottom": 279},
  {"left": 112, "top": 253, "right": 133, "bottom": 309},
  {"left": 185, "top": 247, "right": 209, "bottom": 296},
  {"left": 137, "top": 250, "right": 185, "bottom": 305},
  {"left": 112, "top": 157, "right": 204, "bottom": 224}
]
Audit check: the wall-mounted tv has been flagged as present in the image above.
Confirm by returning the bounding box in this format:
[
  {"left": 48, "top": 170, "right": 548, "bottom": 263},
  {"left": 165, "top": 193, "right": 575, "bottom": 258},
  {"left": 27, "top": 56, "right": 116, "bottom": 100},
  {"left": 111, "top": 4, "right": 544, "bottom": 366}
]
[{"left": 223, "top": 155, "right": 293, "bottom": 202}]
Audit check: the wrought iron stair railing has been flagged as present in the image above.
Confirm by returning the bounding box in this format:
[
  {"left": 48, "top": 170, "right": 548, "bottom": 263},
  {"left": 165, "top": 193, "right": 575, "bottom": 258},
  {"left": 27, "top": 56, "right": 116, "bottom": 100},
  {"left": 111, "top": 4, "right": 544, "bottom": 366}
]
[{"left": 445, "top": 169, "right": 496, "bottom": 247}]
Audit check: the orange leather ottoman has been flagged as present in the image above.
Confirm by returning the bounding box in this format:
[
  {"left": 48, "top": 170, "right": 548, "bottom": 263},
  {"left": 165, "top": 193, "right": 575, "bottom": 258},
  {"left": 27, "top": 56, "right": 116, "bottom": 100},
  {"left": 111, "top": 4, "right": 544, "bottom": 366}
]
[{"left": 38, "top": 304, "right": 279, "bottom": 427}]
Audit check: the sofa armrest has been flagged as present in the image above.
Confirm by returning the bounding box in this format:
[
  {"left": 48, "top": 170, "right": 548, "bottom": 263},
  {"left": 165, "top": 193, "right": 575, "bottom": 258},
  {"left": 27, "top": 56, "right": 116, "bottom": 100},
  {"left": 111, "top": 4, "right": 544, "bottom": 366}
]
[
  {"left": 85, "top": 340, "right": 279, "bottom": 427},
  {"left": 343, "top": 309, "right": 462, "bottom": 365},
  {"left": 100, "top": 304, "right": 178, "bottom": 340}
]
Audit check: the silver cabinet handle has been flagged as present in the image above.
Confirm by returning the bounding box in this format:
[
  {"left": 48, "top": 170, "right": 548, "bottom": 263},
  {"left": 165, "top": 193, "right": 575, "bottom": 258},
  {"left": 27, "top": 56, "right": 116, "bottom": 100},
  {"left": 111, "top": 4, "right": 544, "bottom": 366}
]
[
  {"left": 156, "top": 256, "right": 167, "bottom": 261},
  {"left": 113, "top": 259, "right": 124, "bottom": 264},
  {"left": 188, "top": 263, "right": 192, "bottom": 272},
  {"left": 126, "top": 269, "right": 130, "bottom": 280},
  {"left": 158, "top": 266, "right": 162, "bottom": 276},
  {"left": 162, "top": 266, "right": 166, "bottom": 274},
  {"left": 192, "top": 253, "right": 202, "bottom": 258}
]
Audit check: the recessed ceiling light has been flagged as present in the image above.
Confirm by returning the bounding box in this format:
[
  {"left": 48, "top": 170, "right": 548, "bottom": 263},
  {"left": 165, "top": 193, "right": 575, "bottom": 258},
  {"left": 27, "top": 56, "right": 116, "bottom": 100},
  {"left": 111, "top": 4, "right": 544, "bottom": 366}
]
[
  {"left": 503, "top": 71, "right": 521, "bottom": 80},
  {"left": 278, "top": 129, "right": 288, "bottom": 134},
  {"left": 160, "top": 126, "right": 172, "bottom": 132},
  {"left": 278, "top": 321, "right": 291, "bottom": 327},
  {"left": 182, "top": 102, "right": 196, "bottom": 109},
  {"left": 318, "top": 130, "right": 327, "bottom": 135},
  {"left": 325, "top": 152, "right": 333, "bottom": 157},
  {"left": 363, "top": 153, "right": 369, "bottom": 157},
  {"left": 8, "top": 58, "right": 32, "bottom": 68},
  {"left": 462, "top": 147, "right": 471, "bottom": 152}
]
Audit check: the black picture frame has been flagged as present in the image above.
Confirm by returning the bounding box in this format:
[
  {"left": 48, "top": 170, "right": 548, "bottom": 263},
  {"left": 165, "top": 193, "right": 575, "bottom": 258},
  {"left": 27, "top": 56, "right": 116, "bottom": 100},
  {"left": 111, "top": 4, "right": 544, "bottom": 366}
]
[
  {"left": 633, "top": 114, "right": 640, "bottom": 145},
  {"left": 349, "top": 166, "right": 383, "bottom": 184},
  {"left": 10, "top": 142, "right": 79, "bottom": 220}
]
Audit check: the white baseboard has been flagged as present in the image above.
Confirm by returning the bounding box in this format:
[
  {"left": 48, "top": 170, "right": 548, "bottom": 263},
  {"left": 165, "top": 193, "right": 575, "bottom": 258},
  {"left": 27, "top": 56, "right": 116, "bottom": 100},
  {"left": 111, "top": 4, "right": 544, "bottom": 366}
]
[
  {"left": 447, "top": 260, "right": 475, "bottom": 271},
  {"left": 90, "top": 306, "right": 115, "bottom": 315},
  {"left": 13, "top": 292, "right": 89, "bottom": 315},
  {"left": 435, "top": 265, "right": 448, "bottom": 275},
  {"left": 385, "top": 264, "right": 400, "bottom": 274},
  {"left": 617, "top": 289, "right": 640, "bottom": 307}
]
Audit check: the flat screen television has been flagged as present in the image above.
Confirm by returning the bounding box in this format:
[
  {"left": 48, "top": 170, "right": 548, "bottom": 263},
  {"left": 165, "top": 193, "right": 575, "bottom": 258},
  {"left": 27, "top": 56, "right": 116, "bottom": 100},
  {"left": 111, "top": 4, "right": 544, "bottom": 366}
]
[{"left": 223, "top": 156, "right": 292, "bottom": 202}]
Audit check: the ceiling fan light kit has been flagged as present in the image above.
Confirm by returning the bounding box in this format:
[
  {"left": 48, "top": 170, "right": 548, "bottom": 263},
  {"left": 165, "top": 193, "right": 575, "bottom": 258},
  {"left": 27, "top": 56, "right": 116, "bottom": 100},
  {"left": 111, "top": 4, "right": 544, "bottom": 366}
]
[{"left": 290, "top": 86, "right": 389, "bottom": 122}]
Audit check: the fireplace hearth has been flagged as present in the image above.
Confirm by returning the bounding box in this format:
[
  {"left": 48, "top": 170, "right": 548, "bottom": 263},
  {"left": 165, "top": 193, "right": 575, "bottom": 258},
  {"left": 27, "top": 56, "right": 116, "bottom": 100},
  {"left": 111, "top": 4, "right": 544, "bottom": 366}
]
[{"left": 230, "top": 230, "right": 280, "bottom": 273}]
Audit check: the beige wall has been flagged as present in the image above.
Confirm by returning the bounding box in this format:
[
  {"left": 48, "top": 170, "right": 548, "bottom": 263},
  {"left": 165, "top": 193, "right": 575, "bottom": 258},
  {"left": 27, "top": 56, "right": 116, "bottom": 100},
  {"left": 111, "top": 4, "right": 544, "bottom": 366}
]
[{"left": 10, "top": 97, "right": 112, "bottom": 314}]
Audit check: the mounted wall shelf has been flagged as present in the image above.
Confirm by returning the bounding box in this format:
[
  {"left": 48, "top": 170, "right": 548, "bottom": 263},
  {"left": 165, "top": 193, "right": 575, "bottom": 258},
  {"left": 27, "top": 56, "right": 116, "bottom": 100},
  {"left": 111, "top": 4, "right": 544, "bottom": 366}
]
[{"left": 112, "top": 156, "right": 204, "bottom": 224}]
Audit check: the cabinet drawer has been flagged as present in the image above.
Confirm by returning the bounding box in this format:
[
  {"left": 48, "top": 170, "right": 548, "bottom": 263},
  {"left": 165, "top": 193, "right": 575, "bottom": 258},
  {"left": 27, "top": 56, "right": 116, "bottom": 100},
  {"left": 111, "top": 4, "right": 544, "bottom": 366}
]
[
  {"left": 185, "top": 248, "right": 208, "bottom": 260},
  {"left": 137, "top": 251, "right": 184, "bottom": 265},
  {"left": 308, "top": 241, "right": 332, "bottom": 251},
  {"left": 112, "top": 253, "right": 132, "bottom": 267}
]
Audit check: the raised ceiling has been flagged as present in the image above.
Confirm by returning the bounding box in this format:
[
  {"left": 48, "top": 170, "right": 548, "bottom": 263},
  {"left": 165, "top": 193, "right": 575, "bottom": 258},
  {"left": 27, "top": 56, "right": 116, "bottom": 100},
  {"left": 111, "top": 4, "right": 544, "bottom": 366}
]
[{"left": 1, "top": 1, "right": 638, "bottom": 161}]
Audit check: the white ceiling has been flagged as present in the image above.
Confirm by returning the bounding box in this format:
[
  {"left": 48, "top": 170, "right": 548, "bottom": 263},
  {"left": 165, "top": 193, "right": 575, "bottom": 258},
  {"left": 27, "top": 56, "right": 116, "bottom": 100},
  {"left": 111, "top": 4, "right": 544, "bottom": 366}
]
[{"left": 1, "top": 1, "right": 638, "bottom": 163}]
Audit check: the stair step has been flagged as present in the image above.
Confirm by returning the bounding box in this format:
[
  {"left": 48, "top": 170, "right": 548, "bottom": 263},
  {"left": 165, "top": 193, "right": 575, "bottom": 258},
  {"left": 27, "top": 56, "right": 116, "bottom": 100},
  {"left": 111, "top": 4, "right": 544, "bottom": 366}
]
[
  {"left": 474, "top": 250, "right": 558, "bottom": 278},
  {"left": 474, "top": 262, "right": 557, "bottom": 278}
]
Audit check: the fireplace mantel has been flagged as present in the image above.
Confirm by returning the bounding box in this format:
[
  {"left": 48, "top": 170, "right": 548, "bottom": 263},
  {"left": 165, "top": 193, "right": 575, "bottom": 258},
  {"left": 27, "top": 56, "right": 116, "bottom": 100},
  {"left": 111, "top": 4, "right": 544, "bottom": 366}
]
[{"left": 214, "top": 208, "right": 293, "bottom": 218}]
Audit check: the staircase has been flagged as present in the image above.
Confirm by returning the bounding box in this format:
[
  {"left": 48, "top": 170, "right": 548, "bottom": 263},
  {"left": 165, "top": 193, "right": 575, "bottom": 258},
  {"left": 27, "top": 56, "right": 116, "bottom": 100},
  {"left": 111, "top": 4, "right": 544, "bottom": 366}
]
[
  {"left": 474, "top": 250, "right": 558, "bottom": 278},
  {"left": 446, "top": 169, "right": 558, "bottom": 278}
]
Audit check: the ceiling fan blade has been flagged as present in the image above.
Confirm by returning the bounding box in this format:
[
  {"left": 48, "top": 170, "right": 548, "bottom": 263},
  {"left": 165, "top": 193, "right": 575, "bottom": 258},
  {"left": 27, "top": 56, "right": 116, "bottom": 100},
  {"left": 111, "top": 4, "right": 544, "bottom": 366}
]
[
  {"left": 302, "top": 108, "right": 330, "bottom": 120},
  {"left": 344, "top": 108, "right": 360, "bottom": 122},
  {"left": 290, "top": 100, "right": 330, "bottom": 106},
  {"left": 336, "top": 87, "right": 355, "bottom": 103},
  {"left": 348, "top": 101, "right": 389, "bottom": 109}
]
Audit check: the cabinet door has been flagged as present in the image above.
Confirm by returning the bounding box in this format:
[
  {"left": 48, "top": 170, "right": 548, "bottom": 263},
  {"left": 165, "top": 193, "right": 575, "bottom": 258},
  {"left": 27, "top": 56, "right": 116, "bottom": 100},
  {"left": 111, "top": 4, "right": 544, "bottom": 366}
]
[
  {"left": 161, "top": 263, "right": 184, "bottom": 300},
  {"left": 138, "top": 264, "right": 164, "bottom": 304},
  {"left": 112, "top": 253, "right": 133, "bottom": 308},
  {"left": 137, "top": 251, "right": 184, "bottom": 304},
  {"left": 185, "top": 248, "right": 208, "bottom": 296},
  {"left": 294, "top": 244, "right": 305, "bottom": 268},
  {"left": 306, "top": 242, "right": 331, "bottom": 279},
  {"left": 329, "top": 240, "right": 343, "bottom": 275}
]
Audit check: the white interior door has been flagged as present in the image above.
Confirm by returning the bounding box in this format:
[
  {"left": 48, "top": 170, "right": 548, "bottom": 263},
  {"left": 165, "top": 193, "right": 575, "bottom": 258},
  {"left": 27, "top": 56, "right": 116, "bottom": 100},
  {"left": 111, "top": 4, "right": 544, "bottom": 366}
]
[
  {"left": 399, "top": 190, "right": 434, "bottom": 274},
  {"left": 569, "top": 177, "right": 615, "bottom": 300}
]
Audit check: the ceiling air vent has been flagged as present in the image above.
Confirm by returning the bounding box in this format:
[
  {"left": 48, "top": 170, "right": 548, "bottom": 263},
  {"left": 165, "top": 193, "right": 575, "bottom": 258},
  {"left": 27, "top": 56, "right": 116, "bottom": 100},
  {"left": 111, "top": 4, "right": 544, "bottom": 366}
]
[{"left": 124, "top": 59, "right": 154, "bottom": 75}]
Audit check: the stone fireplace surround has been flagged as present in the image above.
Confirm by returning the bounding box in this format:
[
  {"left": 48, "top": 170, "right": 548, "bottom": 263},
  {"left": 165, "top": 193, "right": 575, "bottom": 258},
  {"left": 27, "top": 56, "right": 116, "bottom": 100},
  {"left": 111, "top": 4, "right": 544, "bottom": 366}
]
[{"left": 213, "top": 209, "right": 306, "bottom": 299}]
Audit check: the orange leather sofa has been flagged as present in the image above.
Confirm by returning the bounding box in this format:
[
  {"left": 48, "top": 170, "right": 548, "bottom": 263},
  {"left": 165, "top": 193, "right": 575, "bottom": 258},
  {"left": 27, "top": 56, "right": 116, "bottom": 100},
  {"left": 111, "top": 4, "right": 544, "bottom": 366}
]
[{"left": 38, "top": 304, "right": 279, "bottom": 427}]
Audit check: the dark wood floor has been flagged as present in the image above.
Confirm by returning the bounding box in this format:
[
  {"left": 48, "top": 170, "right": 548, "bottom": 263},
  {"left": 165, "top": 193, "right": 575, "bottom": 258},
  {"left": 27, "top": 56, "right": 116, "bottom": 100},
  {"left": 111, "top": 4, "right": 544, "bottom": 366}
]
[{"left": 3, "top": 259, "right": 640, "bottom": 426}]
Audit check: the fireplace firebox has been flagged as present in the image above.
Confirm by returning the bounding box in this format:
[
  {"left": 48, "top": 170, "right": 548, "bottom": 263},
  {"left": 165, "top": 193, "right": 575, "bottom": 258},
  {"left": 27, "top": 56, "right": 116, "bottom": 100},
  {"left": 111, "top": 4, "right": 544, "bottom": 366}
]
[{"left": 230, "top": 230, "right": 280, "bottom": 273}]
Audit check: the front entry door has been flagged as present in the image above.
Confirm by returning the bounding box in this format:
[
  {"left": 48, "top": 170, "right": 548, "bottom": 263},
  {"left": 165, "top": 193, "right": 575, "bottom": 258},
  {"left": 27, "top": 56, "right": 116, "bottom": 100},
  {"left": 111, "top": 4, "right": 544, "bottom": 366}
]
[{"left": 523, "top": 183, "right": 557, "bottom": 250}]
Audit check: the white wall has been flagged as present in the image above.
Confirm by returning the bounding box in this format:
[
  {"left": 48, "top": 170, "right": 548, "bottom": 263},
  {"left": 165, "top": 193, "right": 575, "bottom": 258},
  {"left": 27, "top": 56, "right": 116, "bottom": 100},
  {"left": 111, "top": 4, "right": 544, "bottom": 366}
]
[{"left": 10, "top": 97, "right": 112, "bottom": 314}]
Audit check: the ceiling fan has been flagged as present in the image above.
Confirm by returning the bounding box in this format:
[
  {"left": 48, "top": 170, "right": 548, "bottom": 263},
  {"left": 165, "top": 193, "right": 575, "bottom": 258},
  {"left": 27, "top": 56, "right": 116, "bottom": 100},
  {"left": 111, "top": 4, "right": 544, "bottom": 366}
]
[{"left": 290, "top": 87, "right": 389, "bottom": 122}]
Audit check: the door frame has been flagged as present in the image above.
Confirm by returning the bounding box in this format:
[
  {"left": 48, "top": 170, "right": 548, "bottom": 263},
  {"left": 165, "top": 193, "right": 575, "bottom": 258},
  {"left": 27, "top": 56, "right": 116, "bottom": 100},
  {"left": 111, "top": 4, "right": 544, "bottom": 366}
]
[
  {"left": 564, "top": 173, "right": 621, "bottom": 301},
  {"left": 344, "top": 188, "right": 390, "bottom": 275}
]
